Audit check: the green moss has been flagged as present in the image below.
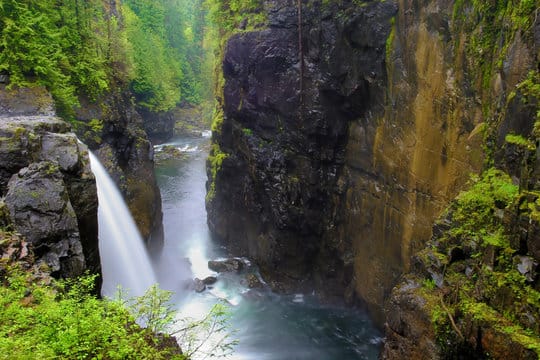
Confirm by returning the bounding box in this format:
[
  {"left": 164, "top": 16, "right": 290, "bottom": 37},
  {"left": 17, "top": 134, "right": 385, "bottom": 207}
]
[
  {"left": 526, "top": 194, "right": 540, "bottom": 222},
  {"left": 461, "top": 300, "right": 540, "bottom": 354},
  {"left": 211, "top": 108, "right": 224, "bottom": 134},
  {"left": 451, "top": 168, "right": 518, "bottom": 237},
  {"left": 505, "top": 133, "right": 536, "bottom": 150},
  {"left": 44, "top": 162, "right": 59, "bottom": 175},
  {"left": 206, "top": 0, "right": 267, "bottom": 35},
  {"left": 385, "top": 17, "right": 395, "bottom": 62},
  {"left": 502, "top": 325, "right": 540, "bottom": 353},
  {"left": 29, "top": 190, "right": 42, "bottom": 199},
  {"left": 206, "top": 143, "right": 229, "bottom": 202},
  {"left": 516, "top": 70, "right": 540, "bottom": 127},
  {"left": 412, "top": 165, "right": 540, "bottom": 355},
  {"left": 422, "top": 278, "right": 436, "bottom": 290},
  {"left": 451, "top": 0, "right": 537, "bottom": 168}
]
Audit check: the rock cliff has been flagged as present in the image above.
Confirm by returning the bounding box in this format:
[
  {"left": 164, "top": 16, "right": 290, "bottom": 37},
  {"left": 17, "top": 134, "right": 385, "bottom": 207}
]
[
  {"left": 207, "top": 0, "right": 539, "bottom": 349},
  {"left": 0, "top": 85, "right": 100, "bottom": 279},
  {"left": 381, "top": 1, "right": 540, "bottom": 357},
  {"left": 76, "top": 87, "right": 164, "bottom": 246},
  {"left": 208, "top": 0, "right": 397, "bottom": 299}
]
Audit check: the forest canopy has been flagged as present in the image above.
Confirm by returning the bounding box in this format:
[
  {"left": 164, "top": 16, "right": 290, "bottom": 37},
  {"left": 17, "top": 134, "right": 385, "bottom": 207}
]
[{"left": 0, "top": 0, "right": 212, "bottom": 116}]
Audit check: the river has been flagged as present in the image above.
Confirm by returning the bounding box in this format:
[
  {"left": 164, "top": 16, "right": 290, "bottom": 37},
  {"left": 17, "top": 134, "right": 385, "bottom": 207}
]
[{"left": 152, "top": 134, "right": 382, "bottom": 360}]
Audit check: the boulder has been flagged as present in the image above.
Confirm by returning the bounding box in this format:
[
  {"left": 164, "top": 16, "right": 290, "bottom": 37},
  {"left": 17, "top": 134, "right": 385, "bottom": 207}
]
[
  {"left": 208, "top": 258, "right": 244, "bottom": 273},
  {"left": 155, "top": 145, "right": 185, "bottom": 162},
  {"left": 202, "top": 275, "right": 218, "bottom": 285},
  {"left": 5, "top": 161, "right": 86, "bottom": 277},
  {"left": 193, "top": 278, "right": 206, "bottom": 293},
  {"left": 40, "top": 132, "right": 80, "bottom": 172},
  {"left": 245, "top": 273, "right": 263, "bottom": 288},
  {"left": 0, "top": 87, "right": 100, "bottom": 284}
]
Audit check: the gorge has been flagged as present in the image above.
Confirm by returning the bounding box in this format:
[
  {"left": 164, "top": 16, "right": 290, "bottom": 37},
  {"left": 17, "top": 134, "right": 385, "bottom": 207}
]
[{"left": 0, "top": 0, "right": 539, "bottom": 359}]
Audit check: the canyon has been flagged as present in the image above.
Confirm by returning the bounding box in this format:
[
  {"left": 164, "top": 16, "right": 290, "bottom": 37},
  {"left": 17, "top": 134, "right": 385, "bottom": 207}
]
[
  {"left": 207, "top": 0, "right": 539, "bottom": 357},
  {"left": 0, "top": 0, "right": 538, "bottom": 358}
]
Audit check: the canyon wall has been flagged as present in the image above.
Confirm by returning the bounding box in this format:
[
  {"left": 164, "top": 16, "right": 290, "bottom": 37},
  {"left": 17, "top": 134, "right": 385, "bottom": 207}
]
[
  {"left": 207, "top": 0, "right": 538, "bottom": 334},
  {"left": 208, "top": 0, "right": 397, "bottom": 299},
  {"left": 76, "top": 87, "right": 164, "bottom": 246}
]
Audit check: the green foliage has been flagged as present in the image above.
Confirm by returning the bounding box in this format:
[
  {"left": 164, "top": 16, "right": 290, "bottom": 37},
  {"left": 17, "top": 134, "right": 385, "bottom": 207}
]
[
  {"left": 123, "top": 0, "right": 214, "bottom": 111},
  {"left": 113, "top": 285, "right": 238, "bottom": 359},
  {"left": 0, "top": 265, "right": 239, "bottom": 359},
  {"left": 174, "top": 302, "right": 238, "bottom": 359},
  {"left": 451, "top": 168, "right": 518, "bottom": 242},
  {"left": 206, "top": 143, "right": 229, "bottom": 202},
  {"left": 204, "top": 0, "right": 265, "bottom": 33},
  {"left": 0, "top": 268, "right": 184, "bottom": 359},
  {"left": 505, "top": 133, "right": 536, "bottom": 150},
  {"left": 0, "top": 0, "right": 215, "bottom": 118},
  {"left": 123, "top": 2, "right": 181, "bottom": 112},
  {"left": 0, "top": 0, "right": 112, "bottom": 118},
  {"left": 416, "top": 167, "right": 540, "bottom": 355},
  {"left": 123, "top": 284, "right": 177, "bottom": 335}
]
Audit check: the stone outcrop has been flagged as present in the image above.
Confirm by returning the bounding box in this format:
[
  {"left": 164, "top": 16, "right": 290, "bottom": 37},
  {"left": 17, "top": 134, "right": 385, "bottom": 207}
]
[
  {"left": 140, "top": 104, "right": 210, "bottom": 144},
  {"left": 138, "top": 106, "right": 176, "bottom": 144},
  {"left": 207, "top": 0, "right": 538, "bottom": 342},
  {"left": 208, "top": 258, "right": 245, "bottom": 273},
  {"left": 0, "top": 86, "right": 100, "bottom": 278},
  {"left": 76, "top": 89, "right": 164, "bottom": 246}
]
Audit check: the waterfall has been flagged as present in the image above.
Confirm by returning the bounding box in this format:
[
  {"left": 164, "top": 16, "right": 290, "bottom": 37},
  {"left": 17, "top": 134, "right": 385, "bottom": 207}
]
[{"left": 88, "top": 152, "right": 157, "bottom": 298}]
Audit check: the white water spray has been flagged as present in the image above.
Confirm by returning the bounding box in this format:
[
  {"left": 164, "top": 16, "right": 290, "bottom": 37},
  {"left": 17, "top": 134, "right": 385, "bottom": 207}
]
[{"left": 89, "top": 152, "right": 157, "bottom": 297}]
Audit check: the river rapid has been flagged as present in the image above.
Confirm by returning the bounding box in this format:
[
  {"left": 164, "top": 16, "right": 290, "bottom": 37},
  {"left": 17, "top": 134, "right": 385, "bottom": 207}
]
[{"left": 152, "top": 134, "right": 382, "bottom": 360}]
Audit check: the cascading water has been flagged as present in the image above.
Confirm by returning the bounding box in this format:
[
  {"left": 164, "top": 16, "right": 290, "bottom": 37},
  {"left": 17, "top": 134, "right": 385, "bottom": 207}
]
[
  {"left": 88, "top": 152, "right": 157, "bottom": 297},
  {"left": 154, "top": 134, "right": 383, "bottom": 359}
]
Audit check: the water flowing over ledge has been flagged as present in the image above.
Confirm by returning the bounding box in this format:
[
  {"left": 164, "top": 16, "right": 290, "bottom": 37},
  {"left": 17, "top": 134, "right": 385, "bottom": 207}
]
[{"left": 88, "top": 152, "right": 157, "bottom": 297}]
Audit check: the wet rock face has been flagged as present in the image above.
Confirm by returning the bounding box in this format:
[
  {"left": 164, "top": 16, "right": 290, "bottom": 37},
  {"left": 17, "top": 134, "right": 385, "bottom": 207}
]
[
  {"left": 0, "top": 85, "right": 55, "bottom": 117},
  {"left": 0, "top": 98, "right": 100, "bottom": 279},
  {"left": 208, "top": 0, "right": 396, "bottom": 296},
  {"left": 76, "top": 90, "right": 164, "bottom": 246},
  {"left": 208, "top": 258, "right": 245, "bottom": 273}
]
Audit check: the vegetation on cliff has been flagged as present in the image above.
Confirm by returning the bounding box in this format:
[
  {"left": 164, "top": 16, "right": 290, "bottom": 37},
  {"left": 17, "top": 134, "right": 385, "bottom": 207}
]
[
  {"left": 0, "top": 226, "right": 182, "bottom": 359},
  {"left": 203, "top": 0, "right": 266, "bottom": 203},
  {"left": 0, "top": 0, "right": 213, "bottom": 118},
  {"left": 0, "top": 0, "right": 111, "bottom": 116},
  {"left": 0, "top": 228, "right": 237, "bottom": 359},
  {"left": 384, "top": 0, "right": 539, "bottom": 355},
  {"left": 412, "top": 166, "right": 540, "bottom": 357},
  {"left": 0, "top": 267, "right": 184, "bottom": 360}
]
